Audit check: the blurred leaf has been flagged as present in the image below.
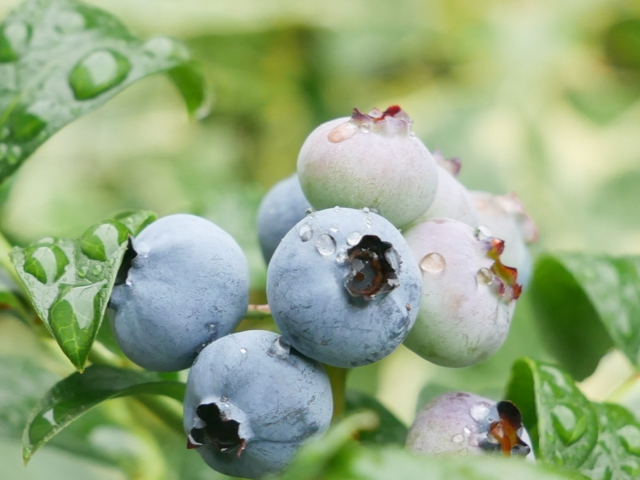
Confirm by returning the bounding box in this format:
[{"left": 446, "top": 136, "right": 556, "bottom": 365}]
[
  {"left": 10, "top": 210, "right": 156, "bottom": 370},
  {"left": 345, "top": 390, "right": 407, "bottom": 446},
  {"left": 22, "top": 364, "right": 185, "bottom": 463},
  {"left": 604, "top": 19, "right": 640, "bottom": 71},
  {"left": 565, "top": 86, "right": 639, "bottom": 125},
  {"left": 0, "top": 268, "right": 33, "bottom": 326},
  {"left": 0, "top": 0, "right": 208, "bottom": 183},
  {"left": 506, "top": 358, "right": 640, "bottom": 480},
  {"left": 529, "top": 253, "right": 640, "bottom": 380}
]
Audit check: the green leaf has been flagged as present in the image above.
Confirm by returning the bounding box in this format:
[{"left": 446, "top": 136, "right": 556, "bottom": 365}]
[
  {"left": 0, "top": 0, "right": 209, "bottom": 183},
  {"left": 22, "top": 364, "right": 185, "bottom": 463},
  {"left": 530, "top": 253, "right": 640, "bottom": 380},
  {"left": 506, "top": 358, "right": 640, "bottom": 480},
  {"left": 10, "top": 210, "right": 156, "bottom": 370},
  {"left": 344, "top": 390, "right": 408, "bottom": 446},
  {"left": 0, "top": 270, "right": 33, "bottom": 326}
]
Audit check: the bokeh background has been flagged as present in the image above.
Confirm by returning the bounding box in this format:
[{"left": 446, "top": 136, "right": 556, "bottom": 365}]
[{"left": 1, "top": 0, "right": 640, "bottom": 478}]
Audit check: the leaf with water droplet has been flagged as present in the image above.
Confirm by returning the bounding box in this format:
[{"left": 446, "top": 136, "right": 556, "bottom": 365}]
[
  {"left": 22, "top": 365, "right": 185, "bottom": 464},
  {"left": 0, "top": 0, "right": 209, "bottom": 183},
  {"left": 530, "top": 253, "right": 640, "bottom": 380},
  {"left": 506, "top": 358, "right": 640, "bottom": 480},
  {"left": 10, "top": 210, "right": 156, "bottom": 371}
]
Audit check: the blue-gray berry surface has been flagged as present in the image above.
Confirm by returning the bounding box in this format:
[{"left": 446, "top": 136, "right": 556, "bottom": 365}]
[
  {"left": 183, "top": 330, "right": 333, "bottom": 479},
  {"left": 109, "top": 214, "right": 250, "bottom": 371},
  {"left": 256, "top": 173, "right": 311, "bottom": 264},
  {"left": 267, "top": 207, "right": 422, "bottom": 368}
]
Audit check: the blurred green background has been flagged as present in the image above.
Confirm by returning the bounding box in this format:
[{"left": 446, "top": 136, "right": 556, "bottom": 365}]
[{"left": 1, "top": 0, "right": 640, "bottom": 478}]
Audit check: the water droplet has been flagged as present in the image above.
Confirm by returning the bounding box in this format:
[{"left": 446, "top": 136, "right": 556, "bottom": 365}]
[
  {"left": 346, "top": 232, "right": 362, "bottom": 246},
  {"left": 359, "top": 123, "right": 370, "bottom": 133},
  {"left": 69, "top": 49, "right": 131, "bottom": 100},
  {"left": 621, "top": 459, "right": 640, "bottom": 476},
  {"left": 409, "top": 130, "right": 416, "bottom": 137},
  {"left": 316, "top": 234, "right": 336, "bottom": 256},
  {"left": 362, "top": 207, "right": 370, "bottom": 214},
  {"left": 220, "top": 396, "right": 228, "bottom": 403},
  {"left": 476, "top": 267, "right": 493, "bottom": 286},
  {"left": 299, "top": 224, "right": 313, "bottom": 242},
  {"left": 328, "top": 121, "right": 359, "bottom": 143},
  {"left": 470, "top": 402, "right": 491, "bottom": 423},
  {"left": 333, "top": 206, "right": 340, "bottom": 212},
  {"left": 23, "top": 245, "right": 69, "bottom": 284},
  {"left": 451, "top": 434, "right": 464, "bottom": 443},
  {"left": 77, "top": 266, "right": 88, "bottom": 278},
  {"left": 142, "top": 36, "right": 187, "bottom": 60},
  {"left": 458, "top": 448, "right": 468, "bottom": 456},
  {"left": 240, "top": 348, "right": 247, "bottom": 354},
  {"left": 91, "top": 264, "right": 103, "bottom": 276},
  {"left": 475, "top": 225, "right": 492, "bottom": 241},
  {"left": 0, "top": 22, "right": 31, "bottom": 62},
  {"left": 551, "top": 404, "right": 586, "bottom": 446},
  {"left": 81, "top": 223, "right": 128, "bottom": 261},
  {"left": 50, "top": 282, "right": 105, "bottom": 330},
  {"left": 336, "top": 251, "right": 348, "bottom": 264},
  {"left": 617, "top": 425, "right": 640, "bottom": 455},
  {"left": 420, "top": 253, "right": 445, "bottom": 273},
  {"left": 305, "top": 207, "right": 315, "bottom": 216},
  {"left": 267, "top": 337, "right": 290, "bottom": 359},
  {"left": 10, "top": 109, "right": 47, "bottom": 142},
  {"left": 55, "top": 11, "right": 86, "bottom": 33},
  {"left": 330, "top": 223, "right": 339, "bottom": 233}
]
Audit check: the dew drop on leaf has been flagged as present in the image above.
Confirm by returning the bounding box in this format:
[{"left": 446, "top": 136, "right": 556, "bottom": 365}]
[
  {"left": 617, "top": 424, "right": 640, "bottom": 455},
  {"left": 23, "top": 245, "right": 69, "bottom": 284},
  {"left": 550, "top": 404, "right": 587, "bottom": 446},
  {"left": 0, "top": 22, "right": 31, "bottom": 62},
  {"left": 69, "top": 49, "right": 131, "bottom": 100}
]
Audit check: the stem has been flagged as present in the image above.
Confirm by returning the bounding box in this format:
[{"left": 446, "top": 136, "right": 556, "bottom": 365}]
[
  {"left": 245, "top": 303, "right": 271, "bottom": 319},
  {"left": 324, "top": 365, "right": 348, "bottom": 421},
  {"left": 605, "top": 372, "right": 640, "bottom": 403},
  {"left": 135, "top": 394, "right": 185, "bottom": 435}
]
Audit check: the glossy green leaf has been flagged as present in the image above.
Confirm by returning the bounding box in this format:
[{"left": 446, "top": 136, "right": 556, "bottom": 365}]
[
  {"left": 530, "top": 253, "right": 640, "bottom": 380},
  {"left": 0, "top": 0, "right": 209, "bottom": 183},
  {"left": 506, "top": 358, "right": 640, "bottom": 480},
  {"left": 344, "top": 390, "right": 408, "bottom": 446},
  {"left": 10, "top": 210, "right": 156, "bottom": 370},
  {"left": 22, "top": 364, "right": 185, "bottom": 463}
]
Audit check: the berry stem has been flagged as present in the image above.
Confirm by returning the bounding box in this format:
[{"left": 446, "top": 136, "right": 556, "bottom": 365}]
[{"left": 325, "top": 365, "right": 348, "bottom": 420}]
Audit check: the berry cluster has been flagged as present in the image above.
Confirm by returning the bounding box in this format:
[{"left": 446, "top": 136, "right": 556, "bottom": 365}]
[{"left": 109, "top": 106, "right": 536, "bottom": 478}]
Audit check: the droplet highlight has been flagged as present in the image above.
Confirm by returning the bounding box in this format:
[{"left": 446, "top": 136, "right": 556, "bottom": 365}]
[
  {"left": 69, "top": 49, "right": 131, "bottom": 100},
  {"left": 476, "top": 267, "right": 493, "bottom": 286},
  {"left": 315, "top": 234, "right": 336, "bottom": 256},
  {"left": 420, "top": 253, "right": 445, "bottom": 273},
  {"left": 299, "top": 224, "right": 313, "bottom": 242}
]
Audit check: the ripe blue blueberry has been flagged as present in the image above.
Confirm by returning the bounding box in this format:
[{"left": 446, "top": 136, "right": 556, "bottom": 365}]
[
  {"left": 109, "top": 214, "right": 250, "bottom": 371},
  {"left": 406, "top": 391, "right": 533, "bottom": 460},
  {"left": 402, "top": 218, "right": 521, "bottom": 367},
  {"left": 183, "top": 329, "right": 333, "bottom": 479},
  {"left": 297, "top": 106, "right": 439, "bottom": 227},
  {"left": 267, "top": 207, "right": 422, "bottom": 367},
  {"left": 256, "top": 173, "right": 311, "bottom": 264}
]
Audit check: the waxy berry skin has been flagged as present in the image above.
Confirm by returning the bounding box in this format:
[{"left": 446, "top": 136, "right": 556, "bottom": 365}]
[
  {"left": 406, "top": 391, "right": 533, "bottom": 460},
  {"left": 402, "top": 218, "right": 520, "bottom": 368},
  {"left": 267, "top": 207, "right": 422, "bottom": 368},
  {"left": 183, "top": 330, "right": 333, "bottom": 479},
  {"left": 109, "top": 214, "right": 250, "bottom": 372},
  {"left": 256, "top": 173, "right": 311, "bottom": 264},
  {"left": 297, "top": 107, "right": 438, "bottom": 228}
]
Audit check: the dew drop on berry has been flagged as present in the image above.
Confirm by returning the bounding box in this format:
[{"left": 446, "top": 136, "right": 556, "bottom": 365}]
[
  {"left": 240, "top": 348, "right": 247, "bottom": 354},
  {"left": 451, "top": 434, "right": 464, "bottom": 443},
  {"left": 336, "top": 251, "right": 348, "bottom": 264},
  {"left": 299, "top": 224, "right": 313, "bottom": 242},
  {"left": 475, "top": 267, "right": 493, "bottom": 286},
  {"left": 330, "top": 224, "right": 339, "bottom": 233},
  {"left": 470, "top": 402, "right": 491, "bottom": 423},
  {"left": 359, "top": 123, "right": 370, "bottom": 133},
  {"left": 474, "top": 225, "right": 492, "bottom": 241},
  {"left": 346, "top": 231, "right": 362, "bottom": 246},
  {"left": 316, "top": 234, "right": 336, "bottom": 256},
  {"left": 420, "top": 253, "right": 445, "bottom": 273},
  {"left": 327, "top": 121, "right": 358, "bottom": 143}
]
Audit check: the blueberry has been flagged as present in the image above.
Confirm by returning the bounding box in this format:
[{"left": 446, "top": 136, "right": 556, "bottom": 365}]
[
  {"left": 109, "top": 214, "right": 250, "bottom": 371},
  {"left": 266, "top": 207, "right": 422, "bottom": 367},
  {"left": 256, "top": 173, "right": 311, "bottom": 264},
  {"left": 297, "top": 106, "right": 438, "bottom": 227},
  {"left": 412, "top": 151, "right": 478, "bottom": 227},
  {"left": 402, "top": 218, "right": 521, "bottom": 367},
  {"left": 472, "top": 191, "right": 538, "bottom": 286},
  {"left": 183, "top": 330, "right": 333, "bottom": 479},
  {"left": 406, "top": 391, "right": 533, "bottom": 461}
]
